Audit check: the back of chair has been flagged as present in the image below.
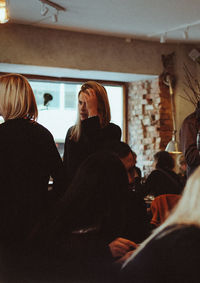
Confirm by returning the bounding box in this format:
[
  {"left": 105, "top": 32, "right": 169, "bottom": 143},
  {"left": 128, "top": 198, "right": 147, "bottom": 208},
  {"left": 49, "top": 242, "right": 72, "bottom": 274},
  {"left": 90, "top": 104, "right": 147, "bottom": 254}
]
[{"left": 150, "top": 194, "right": 181, "bottom": 227}]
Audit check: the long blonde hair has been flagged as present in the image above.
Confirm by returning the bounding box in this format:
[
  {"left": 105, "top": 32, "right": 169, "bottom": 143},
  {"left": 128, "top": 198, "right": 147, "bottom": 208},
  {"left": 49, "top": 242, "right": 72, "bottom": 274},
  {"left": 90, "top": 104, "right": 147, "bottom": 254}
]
[
  {"left": 0, "top": 73, "right": 38, "bottom": 121},
  {"left": 70, "top": 81, "right": 111, "bottom": 142},
  {"left": 123, "top": 166, "right": 200, "bottom": 267}
]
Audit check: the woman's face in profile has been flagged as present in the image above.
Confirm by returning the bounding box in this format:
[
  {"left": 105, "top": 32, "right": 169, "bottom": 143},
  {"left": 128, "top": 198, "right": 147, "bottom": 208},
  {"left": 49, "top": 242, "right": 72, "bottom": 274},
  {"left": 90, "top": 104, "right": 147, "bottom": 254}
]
[
  {"left": 0, "top": 104, "right": 3, "bottom": 118},
  {"left": 153, "top": 159, "right": 157, "bottom": 169},
  {"left": 78, "top": 92, "right": 89, "bottom": 120}
]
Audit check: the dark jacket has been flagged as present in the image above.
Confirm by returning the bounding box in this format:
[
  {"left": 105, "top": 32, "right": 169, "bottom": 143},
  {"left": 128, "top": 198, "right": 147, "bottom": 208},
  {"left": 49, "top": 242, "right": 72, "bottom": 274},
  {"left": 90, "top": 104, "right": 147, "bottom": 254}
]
[
  {"left": 63, "top": 116, "right": 121, "bottom": 186},
  {"left": 143, "top": 169, "right": 183, "bottom": 197},
  {"left": 121, "top": 225, "right": 200, "bottom": 283},
  {"left": 179, "top": 111, "right": 200, "bottom": 177},
  {"left": 0, "top": 118, "right": 64, "bottom": 246}
]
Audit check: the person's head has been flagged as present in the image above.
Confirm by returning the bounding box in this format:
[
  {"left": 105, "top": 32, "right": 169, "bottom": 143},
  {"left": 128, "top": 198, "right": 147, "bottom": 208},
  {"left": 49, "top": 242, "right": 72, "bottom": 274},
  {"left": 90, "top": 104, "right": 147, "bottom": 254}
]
[
  {"left": 132, "top": 151, "right": 137, "bottom": 166},
  {"left": 78, "top": 81, "right": 111, "bottom": 125},
  {"left": 0, "top": 73, "right": 38, "bottom": 121},
  {"left": 177, "top": 154, "right": 187, "bottom": 174},
  {"left": 55, "top": 151, "right": 129, "bottom": 234},
  {"left": 154, "top": 150, "right": 174, "bottom": 171},
  {"left": 43, "top": 93, "right": 53, "bottom": 106},
  {"left": 108, "top": 141, "right": 136, "bottom": 185},
  {"left": 70, "top": 81, "right": 111, "bottom": 142}
]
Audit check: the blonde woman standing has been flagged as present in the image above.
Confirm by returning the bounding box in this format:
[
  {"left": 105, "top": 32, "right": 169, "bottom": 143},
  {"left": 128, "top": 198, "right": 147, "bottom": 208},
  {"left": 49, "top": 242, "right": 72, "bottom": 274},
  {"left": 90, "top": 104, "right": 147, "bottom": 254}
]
[
  {"left": 63, "top": 81, "right": 121, "bottom": 186},
  {"left": 0, "top": 74, "right": 64, "bottom": 249}
]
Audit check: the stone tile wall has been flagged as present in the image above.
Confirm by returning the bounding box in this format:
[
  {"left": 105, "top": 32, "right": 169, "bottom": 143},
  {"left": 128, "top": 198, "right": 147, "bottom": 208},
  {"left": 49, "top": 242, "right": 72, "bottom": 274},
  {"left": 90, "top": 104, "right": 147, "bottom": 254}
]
[{"left": 127, "top": 77, "right": 173, "bottom": 177}]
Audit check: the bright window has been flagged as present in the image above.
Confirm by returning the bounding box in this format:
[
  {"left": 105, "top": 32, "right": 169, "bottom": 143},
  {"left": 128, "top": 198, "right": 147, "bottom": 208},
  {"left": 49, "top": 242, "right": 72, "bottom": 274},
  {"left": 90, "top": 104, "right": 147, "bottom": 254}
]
[
  {"left": 30, "top": 81, "right": 124, "bottom": 143},
  {"left": 0, "top": 80, "right": 124, "bottom": 156}
]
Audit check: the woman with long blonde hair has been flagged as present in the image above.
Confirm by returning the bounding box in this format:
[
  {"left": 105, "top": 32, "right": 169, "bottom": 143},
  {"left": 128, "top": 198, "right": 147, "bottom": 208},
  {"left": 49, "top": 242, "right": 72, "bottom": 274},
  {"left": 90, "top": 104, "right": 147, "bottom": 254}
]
[
  {"left": 121, "top": 166, "right": 200, "bottom": 283},
  {"left": 0, "top": 73, "right": 64, "bottom": 249},
  {"left": 63, "top": 81, "right": 121, "bottom": 186}
]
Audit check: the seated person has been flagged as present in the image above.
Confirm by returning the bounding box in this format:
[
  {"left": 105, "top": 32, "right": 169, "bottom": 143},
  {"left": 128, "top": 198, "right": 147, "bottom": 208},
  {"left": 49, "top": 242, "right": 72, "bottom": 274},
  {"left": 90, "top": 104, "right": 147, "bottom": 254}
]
[
  {"left": 108, "top": 141, "right": 150, "bottom": 242},
  {"left": 143, "top": 151, "right": 183, "bottom": 197},
  {"left": 121, "top": 167, "right": 200, "bottom": 283}
]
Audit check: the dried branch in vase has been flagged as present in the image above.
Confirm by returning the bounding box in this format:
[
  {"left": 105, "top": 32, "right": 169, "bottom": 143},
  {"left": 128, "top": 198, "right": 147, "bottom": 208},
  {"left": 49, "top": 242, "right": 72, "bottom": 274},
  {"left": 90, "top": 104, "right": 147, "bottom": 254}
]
[{"left": 180, "top": 64, "right": 200, "bottom": 107}]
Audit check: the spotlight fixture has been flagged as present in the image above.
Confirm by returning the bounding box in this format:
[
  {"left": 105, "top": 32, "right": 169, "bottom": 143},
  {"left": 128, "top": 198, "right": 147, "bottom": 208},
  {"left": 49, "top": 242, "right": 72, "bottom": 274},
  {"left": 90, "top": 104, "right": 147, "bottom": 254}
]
[
  {"left": 160, "top": 33, "right": 166, "bottom": 43},
  {"left": 51, "top": 12, "right": 58, "bottom": 23},
  {"left": 40, "top": 3, "right": 49, "bottom": 16},
  {"left": 182, "top": 27, "right": 189, "bottom": 39},
  {"left": 164, "top": 75, "right": 181, "bottom": 154},
  {"left": 0, "top": 0, "right": 9, "bottom": 24}
]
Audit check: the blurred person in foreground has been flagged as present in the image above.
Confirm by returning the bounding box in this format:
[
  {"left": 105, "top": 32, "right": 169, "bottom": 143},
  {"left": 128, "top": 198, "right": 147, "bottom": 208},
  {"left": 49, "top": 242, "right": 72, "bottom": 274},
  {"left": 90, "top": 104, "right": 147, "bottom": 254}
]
[
  {"left": 12, "top": 152, "right": 137, "bottom": 283},
  {"left": 121, "top": 166, "right": 200, "bottom": 283}
]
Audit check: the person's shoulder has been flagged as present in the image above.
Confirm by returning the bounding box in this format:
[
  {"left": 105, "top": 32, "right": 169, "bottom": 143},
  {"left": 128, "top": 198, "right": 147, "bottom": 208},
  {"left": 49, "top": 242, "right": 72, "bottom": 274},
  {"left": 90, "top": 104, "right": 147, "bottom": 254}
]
[
  {"left": 106, "top": 122, "right": 122, "bottom": 139},
  {"left": 0, "top": 120, "right": 6, "bottom": 131},
  {"left": 0, "top": 118, "right": 50, "bottom": 135},
  {"left": 168, "top": 170, "right": 180, "bottom": 179},
  {"left": 182, "top": 111, "right": 197, "bottom": 125},
  {"left": 0, "top": 121, "right": 8, "bottom": 138},
  {"left": 157, "top": 224, "right": 200, "bottom": 245},
  {"left": 146, "top": 170, "right": 165, "bottom": 185},
  {"left": 67, "top": 125, "right": 75, "bottom": 133},
  {"left": 148, "top": 169, "right": 161, "bottom": 177},
  {"left": 30, "top": 120, "right": 50, "bottom": 132},
  {"left": 29, "top": 120, "right": 54, "bottom": 140},
  {"left": 108, "top": 122, "right": 121, "bottom": 130},
  {"left": 66, "top": 125, "right": 75, "bottom": 138}
]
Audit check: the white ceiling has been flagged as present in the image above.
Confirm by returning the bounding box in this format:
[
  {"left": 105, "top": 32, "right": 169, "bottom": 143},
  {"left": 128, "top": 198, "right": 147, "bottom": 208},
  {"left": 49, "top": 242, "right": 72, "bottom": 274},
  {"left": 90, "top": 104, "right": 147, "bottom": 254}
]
[
  {"left": 8, "top": 0, "right": 200, "bottom": 43},
  {"left": 3, "top": 0, "right": 200, "bottom": 81}
]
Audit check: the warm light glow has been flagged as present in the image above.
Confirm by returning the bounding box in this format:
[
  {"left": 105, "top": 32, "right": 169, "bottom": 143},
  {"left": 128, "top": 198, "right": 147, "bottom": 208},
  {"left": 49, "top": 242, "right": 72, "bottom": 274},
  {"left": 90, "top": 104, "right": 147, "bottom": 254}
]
[{"left": 0, "top": 0, "right": 9, "bottom": 24}]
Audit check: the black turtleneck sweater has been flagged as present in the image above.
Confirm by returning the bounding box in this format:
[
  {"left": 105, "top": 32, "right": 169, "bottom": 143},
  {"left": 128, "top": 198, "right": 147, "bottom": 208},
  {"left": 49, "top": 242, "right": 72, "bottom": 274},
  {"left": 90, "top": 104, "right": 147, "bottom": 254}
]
[
  {"left": 0, "top": 118, "right": 64, "bottom": 246},
  {"left": 63, "top": 116, "right": 121, "bottom": 186}
]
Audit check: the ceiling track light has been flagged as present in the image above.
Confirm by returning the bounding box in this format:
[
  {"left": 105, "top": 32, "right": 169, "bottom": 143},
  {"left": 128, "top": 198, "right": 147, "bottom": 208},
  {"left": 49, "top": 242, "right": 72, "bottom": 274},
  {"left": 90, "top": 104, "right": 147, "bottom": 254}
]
[
  {"left": 0, "top": 0, "right": 9, "bottom": 24},
  {"left": 160, "top": 33, "right": 166, "bottom": 43},
  {"left": 51, "top": 12, "right": 58, "bottom": 23},
  {"left": 40, "top": 3, "right": 49, "bottom": 16},
  {"left": 38, "top": 0, "right": 66, "bottom": 23},
  {"left": 182, "top": 27, "right": 189, "bottom": 39},
  {"left": 149, "top": 19, "right": 200, "bottom": 42}
]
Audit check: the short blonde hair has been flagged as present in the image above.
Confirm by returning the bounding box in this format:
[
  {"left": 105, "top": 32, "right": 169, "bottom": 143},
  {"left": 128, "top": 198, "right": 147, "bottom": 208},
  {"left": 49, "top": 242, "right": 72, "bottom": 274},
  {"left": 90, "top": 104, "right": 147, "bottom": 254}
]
[
  {"left": 70, "top": 81, "right": 111, "bottom": 142},
  {"left": 0, "top": 73, "right": 38, "bottom": 121}
]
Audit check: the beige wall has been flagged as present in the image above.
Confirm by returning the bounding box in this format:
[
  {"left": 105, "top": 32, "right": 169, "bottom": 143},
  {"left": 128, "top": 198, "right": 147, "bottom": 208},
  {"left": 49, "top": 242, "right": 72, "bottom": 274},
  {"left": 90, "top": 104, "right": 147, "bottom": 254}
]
[
  {"left": 174, "top": 44, "right": 197, "bottom": 138},
  {"left": 0, "top": 23, "right": 199, "bottom": 138}
]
